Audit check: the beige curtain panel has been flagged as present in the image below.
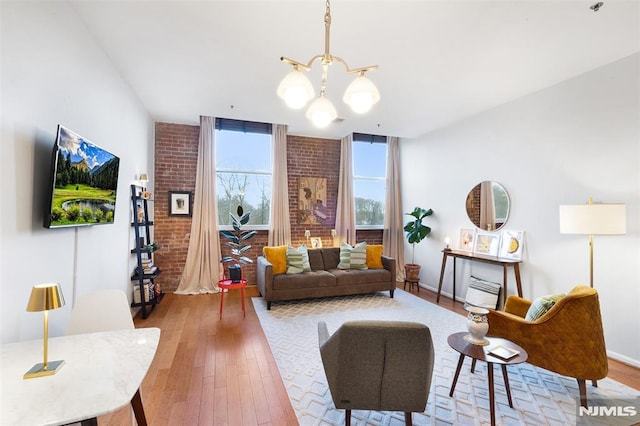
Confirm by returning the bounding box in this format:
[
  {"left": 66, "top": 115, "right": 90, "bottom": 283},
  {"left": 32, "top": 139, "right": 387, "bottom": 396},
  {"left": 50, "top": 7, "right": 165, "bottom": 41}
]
[
  {"left": 175, "top": 115, "right": 223, "bottom": 294},
  {"left": 268, "top": 124, "right": 291, "bottom": 246},
  {"left": 383, "top": 136, "right": 405, "bottom": 282},
  {"left": 335, "top": 134, "right": 356, "bottom": 245}
]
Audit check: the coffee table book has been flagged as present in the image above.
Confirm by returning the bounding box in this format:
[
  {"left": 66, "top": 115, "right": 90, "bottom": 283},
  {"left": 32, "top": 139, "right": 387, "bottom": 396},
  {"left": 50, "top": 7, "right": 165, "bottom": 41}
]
[{"left": 488, "top": 344, "right": 519, "bottom": 360}]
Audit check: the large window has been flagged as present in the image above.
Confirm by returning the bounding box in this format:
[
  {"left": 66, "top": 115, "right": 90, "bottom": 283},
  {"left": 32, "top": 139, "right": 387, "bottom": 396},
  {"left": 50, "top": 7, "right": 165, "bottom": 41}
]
[
  {"left": 216, "top": 118, "right": 272, "bottom": 228},
  {"left": 352, "top": 134, "right": 387, "bottom": 228}
]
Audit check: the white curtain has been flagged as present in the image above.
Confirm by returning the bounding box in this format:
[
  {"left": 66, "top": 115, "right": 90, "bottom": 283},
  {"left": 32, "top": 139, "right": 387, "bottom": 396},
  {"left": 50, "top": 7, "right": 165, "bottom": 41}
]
[
  {"left": 335, "top": 134, "right": 356, "bottom": 245},
  {"left": 268, "top": 124, "right": 291, "bottom": 246},
  {"left": 175, "top": 116, "right": 222, "bottom": 294},
  {"left": 382, "top": 136, "right": 405, "bottom": 282},
  {"left": 479, "top": 181, "right": 496, "bottom": 231}
]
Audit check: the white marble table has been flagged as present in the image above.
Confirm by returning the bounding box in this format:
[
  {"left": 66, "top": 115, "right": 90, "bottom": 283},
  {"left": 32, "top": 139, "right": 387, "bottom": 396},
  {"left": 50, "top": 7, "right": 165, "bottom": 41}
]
[{"left": 1, "top": 327, "right": 160, "bottom": 426}]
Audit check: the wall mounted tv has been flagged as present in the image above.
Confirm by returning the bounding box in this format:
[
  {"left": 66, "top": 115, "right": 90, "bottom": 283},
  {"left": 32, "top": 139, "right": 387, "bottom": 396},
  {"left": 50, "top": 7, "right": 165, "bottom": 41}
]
[{"left": 44, "top": 125, "right": 120, "bottom": 228}]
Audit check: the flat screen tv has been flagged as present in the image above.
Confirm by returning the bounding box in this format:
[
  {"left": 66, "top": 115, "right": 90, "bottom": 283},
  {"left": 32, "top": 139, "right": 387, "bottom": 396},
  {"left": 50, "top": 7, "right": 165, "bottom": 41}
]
[{"left": 44, "top": 125, "right": 120, "bottom": 228}]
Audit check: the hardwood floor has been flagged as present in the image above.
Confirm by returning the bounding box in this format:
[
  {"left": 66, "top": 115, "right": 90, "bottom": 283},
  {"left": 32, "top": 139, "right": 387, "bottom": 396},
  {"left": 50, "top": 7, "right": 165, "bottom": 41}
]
[{"left": 99, "top": 284, "right": 640, "bottom": 425}]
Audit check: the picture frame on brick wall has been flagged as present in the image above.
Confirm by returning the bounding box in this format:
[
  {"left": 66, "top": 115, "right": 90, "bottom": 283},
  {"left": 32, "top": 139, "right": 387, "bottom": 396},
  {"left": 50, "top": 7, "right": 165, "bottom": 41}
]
[{"left": 169, "top": 191, "right": 192, "bottom": 217}]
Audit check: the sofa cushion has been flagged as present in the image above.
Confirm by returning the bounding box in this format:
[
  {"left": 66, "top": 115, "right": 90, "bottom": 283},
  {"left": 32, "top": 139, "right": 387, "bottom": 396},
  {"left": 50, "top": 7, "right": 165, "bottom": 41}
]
[
  {"left": 286, "top": 245, "right": 312, "bottom": 274},
  {"left": 331, "top": 268, "right": 392, "bottom": 286},
  {"left": 272, "top": 270, "right": 336, "bottom": 290},
  {"left": 263, "top": 245, "right": 287, "bottom": 275},
  {"left": 308, "top": 248, "right": 325, "bottom": 271},
  {"left": 365, "top": 244, "right": 384, "bottom": 269},
  {"left": 338, "top": 242, "right": 368, "bottom": 270},
  {"left": 525, "top": 293, "right": 565, "bottom": 321},
  {"left": 320, "top": 247, "right": 341, "bottom": 270}
]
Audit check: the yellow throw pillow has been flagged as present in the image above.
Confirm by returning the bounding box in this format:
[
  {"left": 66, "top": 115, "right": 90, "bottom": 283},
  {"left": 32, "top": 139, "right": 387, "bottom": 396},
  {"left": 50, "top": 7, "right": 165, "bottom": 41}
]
[
  {"left": 263, "top": 245, "right": 287, "bottom": 275},
  {"left": 366, "top": 244, "right": 384, "bottom": 269}
]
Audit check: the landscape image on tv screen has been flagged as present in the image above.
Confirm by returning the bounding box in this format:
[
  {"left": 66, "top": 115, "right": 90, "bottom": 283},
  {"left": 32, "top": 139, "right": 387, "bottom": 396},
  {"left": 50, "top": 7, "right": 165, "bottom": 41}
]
[{"left": 44, "top": 125, "right": 120, "bottom": 228}]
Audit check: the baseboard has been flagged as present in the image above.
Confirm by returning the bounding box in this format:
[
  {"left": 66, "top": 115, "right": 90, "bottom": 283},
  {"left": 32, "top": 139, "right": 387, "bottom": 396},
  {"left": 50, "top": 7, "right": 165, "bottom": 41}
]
[{"left": 607, "top": 351, "right": 640, "bottom": 369}]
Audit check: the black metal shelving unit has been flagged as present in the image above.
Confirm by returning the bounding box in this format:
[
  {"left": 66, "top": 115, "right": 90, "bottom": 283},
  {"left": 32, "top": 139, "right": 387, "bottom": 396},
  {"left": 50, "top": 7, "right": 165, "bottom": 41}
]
[{"left": 130, "top": 184, "right": 163, "bottom": 318}]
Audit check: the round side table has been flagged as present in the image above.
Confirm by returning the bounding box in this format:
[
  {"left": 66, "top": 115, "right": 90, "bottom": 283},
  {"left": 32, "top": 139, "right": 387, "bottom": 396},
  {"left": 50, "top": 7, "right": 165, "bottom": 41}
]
[
  {"left": 448, "top": 332, "right": 528, "bottom": 426},
  {"left": 217, "top": 279, "right": 247, "bottom": 320}
]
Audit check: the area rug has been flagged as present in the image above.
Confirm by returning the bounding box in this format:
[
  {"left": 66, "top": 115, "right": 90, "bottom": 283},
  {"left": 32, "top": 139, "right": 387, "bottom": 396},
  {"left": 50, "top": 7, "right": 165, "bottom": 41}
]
[{"left": 252, "top": 290, "right": 640, "bottom": 426}]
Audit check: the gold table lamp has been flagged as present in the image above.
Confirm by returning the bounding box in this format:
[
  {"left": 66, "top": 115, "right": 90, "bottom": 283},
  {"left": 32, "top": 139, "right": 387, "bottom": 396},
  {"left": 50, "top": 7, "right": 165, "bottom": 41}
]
[{"left": 24, "top": 283, "right": 66, "bottom": 379}]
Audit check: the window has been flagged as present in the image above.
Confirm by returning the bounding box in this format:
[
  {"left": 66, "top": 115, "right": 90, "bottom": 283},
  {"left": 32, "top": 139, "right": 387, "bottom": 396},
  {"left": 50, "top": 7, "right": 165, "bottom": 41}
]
[
  {"left": 352, "top": 134, "right": 387, "bottom": 228},
  {"left": 216, "top": 118, "right": 272, "bottom": 228}
]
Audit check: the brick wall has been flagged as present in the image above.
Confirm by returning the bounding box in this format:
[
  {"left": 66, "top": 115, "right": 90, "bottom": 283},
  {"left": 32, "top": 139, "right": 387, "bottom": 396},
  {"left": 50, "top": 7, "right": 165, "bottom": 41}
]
[{"left": 154, "top": 123, "right": 383, "bottom": 292}]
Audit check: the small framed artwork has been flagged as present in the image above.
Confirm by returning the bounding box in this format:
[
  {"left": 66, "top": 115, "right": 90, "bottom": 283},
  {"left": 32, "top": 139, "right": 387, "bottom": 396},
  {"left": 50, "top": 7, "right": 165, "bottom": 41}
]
[
  {"left": 169, "top": 191, "right": 192, "bottom": 217},
  {"left": 473, "top": 231, "right": 500, "bottom": 256},
  {"left": 458, "top": 228, "right": 476, "bottom": 252},
  {"left": 310, "top": 237, "right": 323, "bottom": 248},
  {"left": 499, "top": 230, "right": 524, "bottom": 260}
]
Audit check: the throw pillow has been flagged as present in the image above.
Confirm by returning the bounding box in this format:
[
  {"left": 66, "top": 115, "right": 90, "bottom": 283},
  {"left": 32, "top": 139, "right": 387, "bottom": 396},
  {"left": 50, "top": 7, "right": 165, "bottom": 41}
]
[
  {"left": 263, "top": 245, "right": 287, "bottom": 275},
  {"left": 337, "top": 242, "right": 368, "bottom": 270},
  {"left": 465, "top": 275, "right": 501, "bottom": 309},
  {"left": 286, "top": 245, "right": 312, "bottom": 274},
  {"left": 365, "top": 244, "right": 384, "bottom": 269},
  {"left": 525, "top": 293, "right": 565, "bottom": 321}
]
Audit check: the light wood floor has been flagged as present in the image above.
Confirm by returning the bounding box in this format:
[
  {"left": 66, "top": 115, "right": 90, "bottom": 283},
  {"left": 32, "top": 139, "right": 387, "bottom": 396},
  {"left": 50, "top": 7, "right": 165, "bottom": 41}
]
[{"left": 99, "top": 284, "right": 640, "bottom": 425}]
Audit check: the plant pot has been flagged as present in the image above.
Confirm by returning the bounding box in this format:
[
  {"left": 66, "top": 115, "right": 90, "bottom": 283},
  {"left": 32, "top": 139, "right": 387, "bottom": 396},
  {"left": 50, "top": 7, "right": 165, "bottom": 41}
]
[{"left": 405, "top": 264, "right": 421, "bottom": 281}]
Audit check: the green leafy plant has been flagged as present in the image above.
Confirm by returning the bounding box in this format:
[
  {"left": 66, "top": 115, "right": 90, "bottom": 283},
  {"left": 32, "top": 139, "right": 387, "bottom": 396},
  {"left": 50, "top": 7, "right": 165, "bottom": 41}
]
[
  {"left": 220, "top": 206, "right": 258, "bottom": 267},
  {"left": 403, "top": 206, "right": 433, "bottom": 264}
]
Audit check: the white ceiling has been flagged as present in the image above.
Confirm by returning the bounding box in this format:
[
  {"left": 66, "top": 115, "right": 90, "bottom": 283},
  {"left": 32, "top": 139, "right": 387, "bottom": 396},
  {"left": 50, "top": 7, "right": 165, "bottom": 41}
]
[{"left": 70, "top": 1, "right": 640, "bottom": 139}]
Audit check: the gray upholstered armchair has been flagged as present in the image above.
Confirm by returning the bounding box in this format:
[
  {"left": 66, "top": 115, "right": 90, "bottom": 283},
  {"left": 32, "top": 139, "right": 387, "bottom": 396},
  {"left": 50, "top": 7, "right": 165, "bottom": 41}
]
[{"left": 318, "top": 320, "right": 435, "bottom": 426}]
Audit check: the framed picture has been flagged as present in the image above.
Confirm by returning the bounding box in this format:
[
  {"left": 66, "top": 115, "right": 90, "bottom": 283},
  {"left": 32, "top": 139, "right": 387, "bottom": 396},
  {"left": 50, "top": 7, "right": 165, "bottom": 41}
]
[
  {"left": 499, "top": 229, "right": 524, "bottom": 260},
  {"left": 473, "top": 230, "right": 500, "bottom": 256},
  {"left": 169, "top": 191, "right": 192, "bottom": 216},
  {"left": 310, "top": 237, "right": 323, "bottom": 248},
  {"left": 298, "top": 177, "right": 328, "bottom": 225},
  {"left": 458, "top": 228, "right": 476, "bottom": 252}
]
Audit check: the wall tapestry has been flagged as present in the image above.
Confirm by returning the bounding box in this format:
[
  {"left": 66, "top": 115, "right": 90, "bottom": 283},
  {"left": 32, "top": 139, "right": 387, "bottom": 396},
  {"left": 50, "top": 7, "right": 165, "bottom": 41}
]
[{"left": 298, "top": 177, "right": 328, "bottom": 224}]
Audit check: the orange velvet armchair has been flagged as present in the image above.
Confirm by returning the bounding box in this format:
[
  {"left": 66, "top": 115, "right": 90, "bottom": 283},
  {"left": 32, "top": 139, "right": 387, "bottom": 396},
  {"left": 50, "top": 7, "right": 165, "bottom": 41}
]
[{"left": 487, "top": 285, "right": 607, "bottom": 407}]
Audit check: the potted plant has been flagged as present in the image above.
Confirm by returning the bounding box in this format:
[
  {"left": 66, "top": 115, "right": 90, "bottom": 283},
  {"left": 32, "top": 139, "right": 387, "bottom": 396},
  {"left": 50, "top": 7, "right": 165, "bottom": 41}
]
[
  {"left": 220, "top": 205, "right": 257, "bottom": 282},
  {"left": 403, "top": 206, "right": 433, "bottom": 281}
]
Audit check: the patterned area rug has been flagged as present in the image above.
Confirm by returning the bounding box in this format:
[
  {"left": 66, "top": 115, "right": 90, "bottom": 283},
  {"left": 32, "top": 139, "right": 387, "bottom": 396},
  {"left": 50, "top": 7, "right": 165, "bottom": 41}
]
[{"left": 252, "top": 290, "right": 640, "bottom": 426}]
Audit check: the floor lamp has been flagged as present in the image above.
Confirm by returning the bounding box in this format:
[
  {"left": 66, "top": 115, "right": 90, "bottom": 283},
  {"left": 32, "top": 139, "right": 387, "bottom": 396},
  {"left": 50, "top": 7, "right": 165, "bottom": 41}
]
[{"left": 559, "top": 198, "right": 626, "bottom": 287}]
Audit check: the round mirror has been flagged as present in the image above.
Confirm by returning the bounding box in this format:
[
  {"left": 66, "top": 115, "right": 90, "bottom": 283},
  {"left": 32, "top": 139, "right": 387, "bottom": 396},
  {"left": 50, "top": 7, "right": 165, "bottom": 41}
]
[{"left": 465, "top": 181, "right": 510, "bottom": 231}]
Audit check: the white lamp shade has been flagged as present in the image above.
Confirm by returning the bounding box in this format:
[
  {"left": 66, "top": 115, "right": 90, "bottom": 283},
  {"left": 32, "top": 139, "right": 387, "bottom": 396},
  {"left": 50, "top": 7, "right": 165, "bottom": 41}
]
[
  {"left": 559, "top": 203, "right": 626, "bottom": 235},
  {"left": 343, "top": 74, "right": 380, "bottom": 114},
  {"left": 277, "top": 69, "right": 315, "bottom": 109},
  {"left": 306, "top": 95, "right": 338, "bottom": 128}
]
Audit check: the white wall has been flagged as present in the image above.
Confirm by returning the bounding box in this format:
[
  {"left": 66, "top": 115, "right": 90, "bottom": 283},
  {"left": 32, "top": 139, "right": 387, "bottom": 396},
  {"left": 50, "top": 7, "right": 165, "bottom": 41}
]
[
  {"left": 1, "top": 2, "right": 153, "bottom": 343},
  {"left": 401, "top": 53, "right": 640, "bottom": 365}
]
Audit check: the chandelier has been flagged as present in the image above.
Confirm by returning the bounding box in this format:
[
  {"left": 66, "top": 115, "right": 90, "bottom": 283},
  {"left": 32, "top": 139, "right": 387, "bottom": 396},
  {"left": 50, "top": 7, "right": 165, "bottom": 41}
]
[{"left": 277, "top": 0, "right": 380, "bottom": 128}]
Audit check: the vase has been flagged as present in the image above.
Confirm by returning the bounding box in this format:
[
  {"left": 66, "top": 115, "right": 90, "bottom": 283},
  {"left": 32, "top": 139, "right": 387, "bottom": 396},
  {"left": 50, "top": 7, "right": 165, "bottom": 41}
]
[{"left": 464, "top": 306, "right": 490, "bottom": 346}]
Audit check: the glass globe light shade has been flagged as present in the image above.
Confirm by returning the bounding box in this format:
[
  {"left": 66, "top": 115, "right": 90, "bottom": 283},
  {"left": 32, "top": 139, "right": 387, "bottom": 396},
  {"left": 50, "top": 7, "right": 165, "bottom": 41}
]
[
  {"left": 277, "top": 69, "right": 315, "bottom": 109},
  {"left": 306, "top": 95, "right": 338, "bottom": 128},
  {"left": 343, "top": 74, "right": 380, "bottom": 114}
]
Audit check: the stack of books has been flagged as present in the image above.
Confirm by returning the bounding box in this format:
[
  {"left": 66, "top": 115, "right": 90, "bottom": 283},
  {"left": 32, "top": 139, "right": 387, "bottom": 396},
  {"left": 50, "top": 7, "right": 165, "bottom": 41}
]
[{"left": 140, "top": 258, "right": 157, "bottom": 275}]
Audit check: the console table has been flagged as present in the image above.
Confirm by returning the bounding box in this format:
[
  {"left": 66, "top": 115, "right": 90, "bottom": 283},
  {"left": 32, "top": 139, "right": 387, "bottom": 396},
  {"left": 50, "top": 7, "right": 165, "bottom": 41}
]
[
  {"left": 436, "top": 249, "right": 523, "bottom": 307},
  {"left": 1, "top": 327, "right": 160, "bottom": 426}
]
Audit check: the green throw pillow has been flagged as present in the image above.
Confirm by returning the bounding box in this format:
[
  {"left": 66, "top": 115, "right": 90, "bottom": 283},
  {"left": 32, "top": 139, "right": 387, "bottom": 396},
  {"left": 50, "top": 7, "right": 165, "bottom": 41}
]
[
  {"left": 525, "top": 293, "right": 565, "bottom": 321},
  {"left": 337, "top": 242, "right": 368, "bottom": 270},
  {"left": 286, "top": 244, "right": 311, "bottom": 274}
]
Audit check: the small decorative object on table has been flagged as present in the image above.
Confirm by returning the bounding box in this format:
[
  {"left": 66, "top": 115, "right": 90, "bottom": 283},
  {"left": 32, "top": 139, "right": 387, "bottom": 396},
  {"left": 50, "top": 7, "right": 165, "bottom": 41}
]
[{"left": 464, "top": 305, "right": 490, "bottom": 345}]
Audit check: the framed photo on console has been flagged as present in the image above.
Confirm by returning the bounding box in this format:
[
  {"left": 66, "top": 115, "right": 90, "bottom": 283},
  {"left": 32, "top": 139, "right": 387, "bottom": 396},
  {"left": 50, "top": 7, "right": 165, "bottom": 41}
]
[
  {"left": 473, "top": 230, "right": 500, "bottom": 256},
  {"left": 499, "top": 230, "right": 524, "bottom": 260},
  {"left": 458, "top": 228, "right": 476, "bottom": 252}
]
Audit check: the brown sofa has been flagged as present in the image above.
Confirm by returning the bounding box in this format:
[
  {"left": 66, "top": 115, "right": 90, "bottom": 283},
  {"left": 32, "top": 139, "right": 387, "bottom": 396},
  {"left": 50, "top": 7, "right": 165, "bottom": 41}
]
[{"left": 256, "top": 247, "right": 396, "bottom": 309}]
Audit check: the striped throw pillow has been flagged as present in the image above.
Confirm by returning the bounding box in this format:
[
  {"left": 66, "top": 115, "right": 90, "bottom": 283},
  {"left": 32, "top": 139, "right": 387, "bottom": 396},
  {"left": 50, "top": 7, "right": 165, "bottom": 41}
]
[
  {"left": 337, "top": 242, "right": 368, "bottom": 270},
  {"left": 286, "top": 245, "right": 311, "bottom": 274},
  {"left": 525, "top": 293, "right": 565, "bottom": 321},
  {"left": 465, "top": 275, "right": 501, "bottom": 309}
]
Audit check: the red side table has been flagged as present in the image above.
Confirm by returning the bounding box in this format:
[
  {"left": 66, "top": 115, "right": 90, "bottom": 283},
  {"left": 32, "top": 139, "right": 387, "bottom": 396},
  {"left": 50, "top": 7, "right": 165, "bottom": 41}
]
[{"left": 218, "top": 279, "right": 247, "bottom": 320}]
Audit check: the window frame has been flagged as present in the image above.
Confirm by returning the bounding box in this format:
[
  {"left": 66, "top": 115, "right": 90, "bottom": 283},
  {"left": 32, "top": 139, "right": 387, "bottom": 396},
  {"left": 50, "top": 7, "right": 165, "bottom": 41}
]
[
  {"left": 215, "top": 118, "right": 273, "bottom": 231},
  {"left": 352, "top": 134, "right": 387, "bottom": 230}
]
